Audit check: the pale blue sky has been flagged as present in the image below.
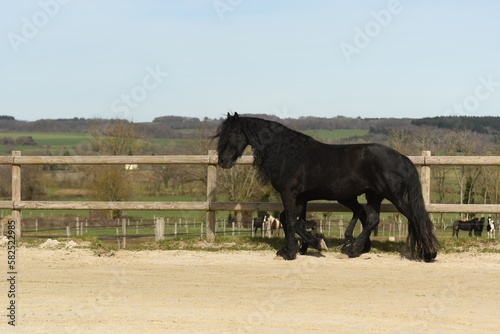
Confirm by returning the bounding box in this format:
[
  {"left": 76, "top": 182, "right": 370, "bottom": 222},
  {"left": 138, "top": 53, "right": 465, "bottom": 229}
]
[{"left": 1, "top": 0, "right": 499, "bottom": 122}]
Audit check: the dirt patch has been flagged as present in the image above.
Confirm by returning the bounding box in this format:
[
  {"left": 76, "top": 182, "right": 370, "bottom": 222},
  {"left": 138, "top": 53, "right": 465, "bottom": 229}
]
[{"left": 1, "top": 247, "right": 499, "bottom": 333}]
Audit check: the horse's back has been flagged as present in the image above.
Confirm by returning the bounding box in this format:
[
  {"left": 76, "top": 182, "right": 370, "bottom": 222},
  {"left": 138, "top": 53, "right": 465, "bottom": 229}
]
[
  {"left": 324, "top": 143, "right": 412, "bottom": 172},
  {"left": 299, "top": 142, "right": 417, "bottom": 200}
]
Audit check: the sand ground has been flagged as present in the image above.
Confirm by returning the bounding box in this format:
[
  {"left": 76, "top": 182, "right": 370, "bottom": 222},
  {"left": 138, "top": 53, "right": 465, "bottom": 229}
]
[{"left": 1, "top": 245, "right": 499, "bottom": 334}]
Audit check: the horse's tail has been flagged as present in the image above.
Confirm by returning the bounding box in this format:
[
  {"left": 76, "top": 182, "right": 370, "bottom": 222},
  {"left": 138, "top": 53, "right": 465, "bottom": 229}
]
[{"left": 403, "top": 165, "right": 440, "bottom": 262}]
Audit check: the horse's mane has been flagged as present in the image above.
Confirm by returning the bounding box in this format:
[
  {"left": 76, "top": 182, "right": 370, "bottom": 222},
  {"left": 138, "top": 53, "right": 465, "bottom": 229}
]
[
  {"left": 213, "top": 114, "right": 316, "bottom": 183},
  {"left": 238, "top": 117, "right": 314, "bottom": 183}
]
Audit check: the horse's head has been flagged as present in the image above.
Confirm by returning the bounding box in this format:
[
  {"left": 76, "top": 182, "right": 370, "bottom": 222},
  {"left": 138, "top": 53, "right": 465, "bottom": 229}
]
[{"left": 214, "top": 112, "right": 248, "bottom": 169}]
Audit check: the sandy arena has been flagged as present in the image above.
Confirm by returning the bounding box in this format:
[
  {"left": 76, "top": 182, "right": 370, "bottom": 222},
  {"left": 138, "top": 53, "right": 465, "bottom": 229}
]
[{"left": 1, "top": 245, "right": 499, "bottom": 334}]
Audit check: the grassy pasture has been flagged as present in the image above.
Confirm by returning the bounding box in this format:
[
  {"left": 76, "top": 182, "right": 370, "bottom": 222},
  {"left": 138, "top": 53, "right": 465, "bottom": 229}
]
[{"left": 0, "top": 132, "right": 91, "bottom": 155}]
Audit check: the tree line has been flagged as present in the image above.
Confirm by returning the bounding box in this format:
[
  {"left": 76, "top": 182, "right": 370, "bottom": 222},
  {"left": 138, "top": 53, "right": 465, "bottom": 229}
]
[
  {"left": 411, "top": 116, "right": 500, "bottom": 134},
  {"left": 1, "top": 114, "right": 499, "bottom": 136}
]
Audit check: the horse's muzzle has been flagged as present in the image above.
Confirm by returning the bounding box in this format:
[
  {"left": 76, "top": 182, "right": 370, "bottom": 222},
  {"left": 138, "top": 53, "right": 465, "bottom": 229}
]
[{"left": 217, "top": 159, "right": 234, "bottom": 169}]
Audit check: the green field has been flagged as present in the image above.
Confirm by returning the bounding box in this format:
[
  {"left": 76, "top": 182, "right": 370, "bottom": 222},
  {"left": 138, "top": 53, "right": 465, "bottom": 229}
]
[
  {"left": 0, "top": 132, "right": 91, "bottom": 155},
  {"left": 0, "top": 129, "right": 368, "bottom": 155}
]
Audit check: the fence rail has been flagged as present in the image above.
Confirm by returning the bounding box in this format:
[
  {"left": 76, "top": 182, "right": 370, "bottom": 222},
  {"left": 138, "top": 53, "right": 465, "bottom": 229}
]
[{"left": 1, "top": 151, "right": 500, "bottom": 239}]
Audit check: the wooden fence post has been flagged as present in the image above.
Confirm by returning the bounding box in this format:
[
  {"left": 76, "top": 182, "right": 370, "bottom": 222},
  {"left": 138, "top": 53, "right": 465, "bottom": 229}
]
[
  {"left": 421, "top": 151, "right": 431, "bottom": 206},
  {"left": 121, "top": 218, "right": 127, "bottom": 248},
  {"left": 206, "top": 150, "right": 217, "bottom": 242},
  {"left": 12, "top": 151, "right": 22, "bottom": 237}
]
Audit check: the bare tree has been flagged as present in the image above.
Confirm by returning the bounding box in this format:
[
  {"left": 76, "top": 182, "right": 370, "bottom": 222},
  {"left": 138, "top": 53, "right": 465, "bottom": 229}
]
[
  {"left": 218, "top": 165, "right": 262, "bottom": 226},
  {"left": 445, "top": 130, "right": 486, "bottom": 216},
  {"left": 215, "top": 144, "right": 274, "bottom": 226},
  {"left": 85, "top": 119, "right": 144, "bottom": 219},
  {"left": 387, "top": 129, "right": 413, "bottom": 155}
]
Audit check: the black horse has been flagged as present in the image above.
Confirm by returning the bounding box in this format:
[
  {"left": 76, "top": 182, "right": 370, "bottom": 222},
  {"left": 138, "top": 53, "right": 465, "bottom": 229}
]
[
  {"left": 253, "top": 213, "right": 269, "bottom": 235},
  {"left": 452, "top": 217, "right": 485, "bottom": 237},
  {"left": 476, "top": 217, "right": 485, "bottom": 236},
  {"left": 214, "top": 113, "right": 439, "bottom": 261}
]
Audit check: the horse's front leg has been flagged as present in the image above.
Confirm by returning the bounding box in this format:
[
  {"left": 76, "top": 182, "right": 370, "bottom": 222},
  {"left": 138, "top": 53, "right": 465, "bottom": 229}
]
[
  {"left": 276, "top": 213, "right": 299, "bottom": 260},
  {"left": 276, "top": 195, "right": 300, "bottom": 260},
  {"left": 294, "top": 199, "right": 327, "bottom": 255},
  {"left": 295, "top": 218, "right": 328, "bottom": 255},
  {"left": 280, "top": 205, "right": 310, "bottom": 255}
]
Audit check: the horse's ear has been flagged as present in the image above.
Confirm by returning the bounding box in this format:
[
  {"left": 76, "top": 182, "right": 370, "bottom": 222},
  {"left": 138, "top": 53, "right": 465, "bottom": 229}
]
[{"left": 234, "top": 112, "right": 239, "bottom": 119}]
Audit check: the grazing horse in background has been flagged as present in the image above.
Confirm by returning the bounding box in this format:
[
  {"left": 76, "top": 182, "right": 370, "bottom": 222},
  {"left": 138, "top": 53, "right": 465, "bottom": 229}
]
[
  {"left": 487, "top": 217, "right": 496, "bottom": 239},
  {"left": 267, "top": 215, "right": 282, "bottom": 237},
  {"left": 452, "top": 217, "right": 484, "bottom": 237},
  {"left": 253, "top": 213, "right": 269, "bottom": 235},
  {"left": 214, "top": 113, "right": 440, "bottom": 261},
  {"left": 475, "top": 217, "right": 485, "bottom": 237}
]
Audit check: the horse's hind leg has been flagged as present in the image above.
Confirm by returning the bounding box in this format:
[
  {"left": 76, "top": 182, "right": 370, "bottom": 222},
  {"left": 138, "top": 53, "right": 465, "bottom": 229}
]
[
  {"left": 341, "top": 192, "right": 382, "bottom": 258},
  {"left": 338, "top": 198, "right": 367, "bottom": 244}
]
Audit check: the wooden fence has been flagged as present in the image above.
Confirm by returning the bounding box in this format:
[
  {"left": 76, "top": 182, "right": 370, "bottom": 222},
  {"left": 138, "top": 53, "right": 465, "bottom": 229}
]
[{"left": 1, "top": 150, "right": 500, "bottom": 239}]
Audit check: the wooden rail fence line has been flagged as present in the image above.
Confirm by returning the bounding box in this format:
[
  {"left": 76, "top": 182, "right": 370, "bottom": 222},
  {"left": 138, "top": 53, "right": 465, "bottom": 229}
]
[{"left": 1, "top": 150, "right": 500, "bottom": 238}]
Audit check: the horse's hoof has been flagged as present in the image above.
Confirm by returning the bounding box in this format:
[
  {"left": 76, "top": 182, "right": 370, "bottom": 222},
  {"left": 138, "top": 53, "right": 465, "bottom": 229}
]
[
  {"left": 319, "top": 239, "right": 328, "bottom": 251},
  {"left": 362, "top": 239, "right": 371, "bottom": 254},
  {"left": 423, "top": 252, "right": 437, "bottom": 262},
  {"left": 340, "top": 244, "right": 361, "bottom": 258},
  {"left": 276, "top": 248, "right": 297, "bottom": 260}
]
